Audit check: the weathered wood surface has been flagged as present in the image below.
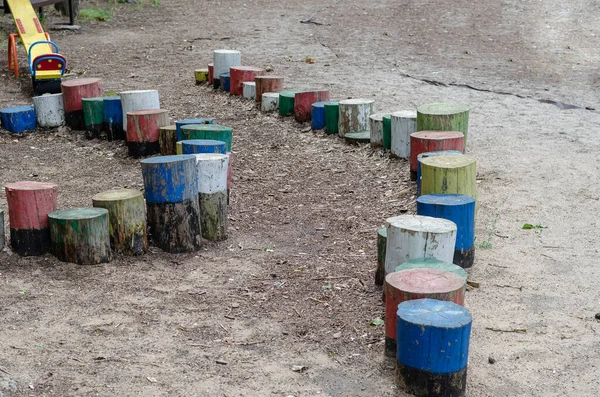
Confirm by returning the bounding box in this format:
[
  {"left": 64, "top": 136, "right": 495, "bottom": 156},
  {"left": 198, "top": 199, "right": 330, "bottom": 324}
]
[
  {"left": 375, "top": 227, "right": 386, "bottom": 286},
  {"left": 278, "top": 90, "right": 303, "bottom": 116},
  {"left": 390, "top": 110, "right": 417, "bottom": 158},
  {"left": 126, "top": 109, "right": 170, "bottom": 158},
  {"left": 243, "top": 82, "right": 256, "bottom": 100},
  {"left": 213, "top": 49, "right": 241, "bottom": 89},
  {"left": 0, "top": 106, "right": 37, "bottom": 133},
  {"left": 382, "top": 114, "right": 392, "bottom": 149},
  {"left": 0, "top": 210, "right": 4, "bottom": 251},
  {"left": 416, "top": 150, "right": 463, "bottom": 196},
  {"left": 419, "top": 156, "right": 477, "bottom": 204},
  {"left": 417, "top": 103, "right": 470, "bottom": 145},
  {"left": 82, "top": 97, "right": 105, "bottom": 139},
  {"left": 369, "top": 113, "right": 387, "bottom": 147},
  {"left": 181, "top": 139, "right": 227, "bottom": 155},
  {"left": 394, "top": 258, "right": 467, "bottom": 281},
  {"left": 119, "top": 89, "right": 160, "bottom": 130},
  {"left": 255, "top": 76, "right": 284, "bottom": 103},
  {"left": 175, "top": 118, "right": 214, "bottom": 141},
  {"left": 230, "top": 66, "right": 265, "bottom": 95},
  {"left": 147, "top": 198, "right": 202, "bottom": 253},
  {"left": 311, "top": 101, "right": 333, "bottom": 130},
  {"left": 261, "top": 92, "right": 280, "bottom": 112},
  {"left": 32, "top": 93, "right": 65, "bottom": 128},
  {"left": 141, "top": 155, "right": 198, "bottom": 204},
  {"left": 61, "top": 78, "right": 102, "bottom": 130},
  {"left": 195, "top": 68, "right": 209, "bottom": 84},
  {"left": 294, "top": 91, "right": 330, "bottom": 122},
  {"left": 159, "top": 125, "right": 178, "bottom": 155},
  {"left": 103, "top": 96, "right": 124, "bottom": 140},
  {"left": 324, "top": 101, "right": 340, "bottom": 135},
  {"left": 180, "top": 124, "right": 233, "bottom": 151},
  {"left": 207, "top": 63, "right": 214, "bottom": 84},
  {"left": 338, "top": 98, "right": 376, "bottom": 137},
  {"left": 194, "top": 153, "right": 229, "bottom": 241},
  {"left": 409, "top": 131, "right": 464, "bottom": 180}
]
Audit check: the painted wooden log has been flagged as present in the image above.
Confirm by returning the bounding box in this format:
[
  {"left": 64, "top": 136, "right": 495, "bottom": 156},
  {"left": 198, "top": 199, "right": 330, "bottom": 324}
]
[
  {"left": 396, "top": 299, "right": 471, "bottom": 397},
  {"left": 344, "top": 131, "right": 371, "bottom": 144},
  {"left": 103, "top": 96, "right": 124, "bottom": 140},
  {"left": 324, "top": 101, "right": 339, "bottom": 135},
  {"left": 227, "top": 151, "right": 233, "bottom": 205},
  {"left": 382, "top": 114, "right": 392, "bottom": 149},
  {"left": 92, "top": 189, "right": 147, "bottom": 256},
  {"left": 181, "top": 139, "right": 227, "bottom": 155},
  {"left": 338, "top": 98, "right": 376, "bottom": 138},
  {"left": 213, "top": 49, "right": 241, "bottom": 89},
  {"left": 278, "top": 90, "right": 302, "bottom": 116},
  {"left": 194, "top": 153, "right": 229, "bottom": 240},
  {"left": 141, "top": 155, "right": 202, "bottom": 253},
  {"left": 126, "top": 109, "right": 170, "bottom": 158},
  {"left": 385, "top": 269, "right": 466, "bottom": 357},
  {"left": 61, "top": 78, "right": 102, "bottom": 130},
  {"left": 375, "top": 227, "right": 387, "bottom": 286},
  {"left": 195, "top": 68, "right": 209, "bottom": 85},
  {"left": 311, "top": 101, "right": 333, "bottom": 130},
  {"left": 417, "top": 194, "right": 476, "bottom": 268},
  {"left": 176, "top": 142, "right": 183, "bottom": 155},
  {"left": 255, "top": 76, "right": 284, "bottom": 104},
  {"left": 391, "top": 110, "right": 417, "bottom": 158},
  {"left": 5, "top": 181, "right": 58, "bottom": 256},
  {"left": 0, "top": 210, "right": 4, "bottom": 251},
  {"left": 0, "top": 106, "right": 37, "bottom": 133},
  {"left": 417, "top": 150, "right": 463, "bottom": 196},
  {"left": 49, "top": 208, "right": 112, "bottom": 265},
  {"left": 294, "top": 91, "right": 330, "bottom": 122},
  {"left": 394, "top": 258, "right": 467, "bottom": 281},
  {"left": 82, "top": 97, "right": 105, "bottom": 139},
  {"left": 384, "top": 215, "right": 457, "bottom": 275},
  {"left": 175, "top": 118, "right": 214, "bottom": 142},
  {"left": 159, "top": 125, "right": 178, "bottom": 155},
  {"left": 420, "top": 156, "right": 477, "bottom": 204},
  {"left": 417, "top": 103, "right": 470, "bottom": 146},
  {"left": 119, "top": 89, "right": 160, "bottom": 131},
  {"left": 230, "top": 66, "right": 265, "bottom": 96},
  {"left": 243, "top": 82, "right": 256, "bottom": 100},
  {"left": 32, "top": 93, "right": 65, "bottom": 128},
  {"left": 369, "top": 113, "right": 388, "bottom": 147},
  {"left": 410, "top": 131, "right": 464, "bottom": 180},
  {"left": 207, "top": 63, "right": 214, "bottom": 85},
  {"left": 261, "top": 92, "right": 280, "bottom": 112},
  {"left": 180, "top": 124, "right": 232, "bottom": 151},
  {"left": 219, "top": 72, "right": 231, "bottom": 92}
]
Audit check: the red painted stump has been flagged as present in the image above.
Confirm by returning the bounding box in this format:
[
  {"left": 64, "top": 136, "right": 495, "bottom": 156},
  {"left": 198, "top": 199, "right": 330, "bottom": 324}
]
[
  {"left": 126, "top": 109, "right": 170, "bottom": 158},
  {"left": 5, "top": 181, "right": 58, "bottom": 256},
  {"left": 208, "top": 63, "right": 214, "bottom": 85},
  {"left": 61, "top": 78, "right": 102, "bottom": 130},
  {"left": 409, "top": 131, "right": 464, "bottom": 180},
  {"left": 384, "top": 268, "right": 466, "bottom": 357},
  {"left": 294, "top": 91, "right": 330, "bottom": 122},
  {"left": 230, "top": 66, "right": 265, "bottom": 96},
  {"left": 255, "top": 76, "right": 284, "bottom": 104}
]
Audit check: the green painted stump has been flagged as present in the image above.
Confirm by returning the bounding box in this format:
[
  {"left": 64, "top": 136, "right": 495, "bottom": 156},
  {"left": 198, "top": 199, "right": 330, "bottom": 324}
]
[
  {"left": 180, "top": 124, "right": 233, "bottom": 151},
  {"left": 82, "top": 97, "right": 105, "bottom": 139},
  {"left": 159, "top": 125, "right": 178, "bottom": 155},
  {"left": 417, "top": 103, "right": 470, "bottom": 146},
  {"left": 279, "top": 90, "right": 303, "bottom": 117},
  {"left": 324, "top": 101, "right": 339, "bottom": 135},
  {"left": 92, "top": 189, "right": 147, "bottom": 256},
  {"left": 382, "top": 114, "right": 392, "bottom": 150},
  {"left": 49, "top": 208, "right": 112, "bottom": 265},
  {"left": 375, "top": 227, "right": 386, "bottom": 286},
  {"left": 394, "top": 258, "right": 468, "bottom": 281}
]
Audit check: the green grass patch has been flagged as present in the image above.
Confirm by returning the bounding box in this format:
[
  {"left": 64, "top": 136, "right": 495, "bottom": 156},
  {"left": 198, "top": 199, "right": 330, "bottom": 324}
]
[{"left": 80, "top": 8, "right": 112, "bottom": 21}]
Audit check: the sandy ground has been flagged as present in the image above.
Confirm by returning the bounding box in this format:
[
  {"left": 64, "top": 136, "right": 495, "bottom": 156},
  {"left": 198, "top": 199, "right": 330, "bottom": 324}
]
[{"left": 0, "top": 0, "right": 599, "bottom": 396}]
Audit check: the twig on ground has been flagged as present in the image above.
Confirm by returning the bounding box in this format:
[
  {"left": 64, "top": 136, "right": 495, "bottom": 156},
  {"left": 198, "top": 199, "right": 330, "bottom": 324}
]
[
  {"left": 486, "top": 327, "right": 527, "bottom": 333},
  {"left": 217, "top": 321, "right": 228, "bottom": 332},
  {"left": 493, "top": 284, "right": 523, "bottom": 291}
]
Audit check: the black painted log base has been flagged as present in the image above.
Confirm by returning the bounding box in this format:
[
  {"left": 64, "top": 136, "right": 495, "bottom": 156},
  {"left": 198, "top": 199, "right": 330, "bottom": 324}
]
[
  {"left": 410, "top": 170, "right": 418, "bottom": 181},
  {"left": 127, "top": 141, "right": 160, "bottom": 158},
  {"left": 146, "top": 197, "right": 202, "bottom": 254},
  {"left": 65, "top": 110, "right": 85, "bottom": 130},
  {"left": 396, "top": 363, "right": 467, "bottom": 397},
  {"left": 454, "top": 246, "right": 475, "bottom": 268},
  {"left": 10, "top": 227, "right": 51, "bottom": 256},
  {"left": 385, "top": 336, "right": 397, "bottom": 358}
]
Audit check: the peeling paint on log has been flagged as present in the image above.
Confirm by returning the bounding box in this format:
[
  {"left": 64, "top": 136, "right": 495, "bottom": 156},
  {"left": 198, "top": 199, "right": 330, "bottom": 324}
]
[
  {"left": 294, "top": 91, "right": 330, "bottom": 122},
  {"left": 180, "top": 124, "right": 232, "bottom": 151},
  {"left": 230, "top": 66, "right": 264, "bottom": 96},
  {"left": 255, "top": 76, "right": 284, "bottom": 103},
  {"left": 419, "top": 156, "right": 477, "bottom": 206},
  {"left": 119, "top": 90, "right": 160, "bottom": 131},
  {"left": 159, "top": 125, "right": 178, "bottom": 155},
  {"left": 32, "top": 93, "right": 65, "bottom": 128},
  {"left": 390, "top": 110, "right": 417, "bottom": 158},
  {"left": 417, "top": 103, "right": 469, "bottom": 146},
  {"left": 369, "top": 113, "right": 388, "bottom": 147},
  {"left": 375, "top": 227, "right": 387, "bottom": 286},
  {"left": 338, "top": 98, "right": 376, "bottom": 138},
  {"left": 410, "top": 131, "right": 464, "bottom": 180},
  {"left": 147, "top": 197, "right": 202, "bottom": 253},
  {"left": 126, "top": 109, "right": 170, "bottom": 158},
  {"left": 324, "top": 101, "right": 339, "bottom": 135}
]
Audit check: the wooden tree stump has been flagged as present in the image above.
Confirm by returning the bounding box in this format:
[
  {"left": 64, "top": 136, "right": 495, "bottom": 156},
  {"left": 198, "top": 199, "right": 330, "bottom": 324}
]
[
  {"left": 416, "top": 150, "right": 463, "bottom": 196},
  {"left": 0, "top": 106, "right": 37, "bottom": 134},
  {"left": 344, "top": 131, "right": 371, "bottom": 144},
  {"left": 159, "top": 125, "right": 178, "bottom": 155},
  {"left": 126, "top": 109, "right": 170, "bottom": 158},
  {"left": 207, "top": 63, "right": 214, "bottom": 85},
  {"left": 103, "top": 96, "right": 124, "bottom": 140},
  {"left": 243, "top": 82, "right": 256, "bottom": 100},
  {"left": 417, "top": 103, "right": 470, "bottom": 146},
  {"left": 175, "top": 118, "right": 214, "bottom": 142},
  {"left": 92, "top": 189, "right": 147, "bottom": 256},
  {"left": 382, "top": 114, "right": 392, "bottom": 149},
  {"left": 294, "top": 91, "right": 330, "bottom": 122},
  {"left": 213, "top": 49, "right": 241, "bottom": 89},
  {"left": 5, "top": 181, "right": 58, "bottom": 256},
  {"left": 410, "top": 131, "right": 464, "bottom": 180},
  {"left": 385, "top": 269, "right": 466, "bottom": 357},
  {"left": 278, "top": 90, "right": 302, "bottom": 116},
  {"left": 230, "top": 66, "right": 265, "bottom": 96},
  {"left": 420, "top": 156, "right": 477, "bottom": 204},
  {"left": 176, "top": 142, "right": 183, "bottom": 154},
  {"left": 194, "top": 153, "right": 229, "bottom": 240},
  {"left": 194, "top": 68, "right": 209, "bottom": 85},
  {"left": 311, "top": 101, "right": 333, "bottom": 130},
  {"left": 219, "top": 72, "right": 231, "bottom": 92},
  {"left": 396, "top": 299, "right": 471, "bottom": 397},
  {"left": 180, "top": 124, "right": 232, "bottom": 151},
  {"left": 0, "top": 210, "right": 4, "bottom": 251},
  {"left": 391, "top": 110, "right": 417, "bottom": 158},
  {"left": 119, "top": 89, "right": 160, "bottom": 131},
  {"left": 61, "top": 78, "right": 102, "bottom": 130},
  {"left": 324, "top": 101, "right": 340, "bottom": 135},
  {"left": 255, "top": 76, "right": 284, "bottom": 104},
  {"left": 181, "top": 139, "right": 227, "bottom": 155},
  {"left": 384, "top": 214, "right": 457, "bottom": 275},
  {"left": 338, "top": 98, "right": 376, "bottom": 138},
  {"left": 49, "top": 208, "right": 112, "bottom": 265},
  {"left": 394, "top": 258, "right": 467, "bottom": 281},
  {"left": 417, "top": 194, "right": 476, "bottom": 268},
  {"left": 141, "top": 155, "right": 202, "bottom": 253},
  {"left": 369, "top": 113, "right": 388, "bottom": 147},
  {"left": 261, "top": 92, "right": 280, "bottom": 112},
  {"left": 375, "top": 227, "right": 387, "bottom": 286},
  {"left": 32, "top": 93, "right": 65, "bottom": 128},
  {"left": 82, "top": 97, "right": 105, "bottom": 139}
]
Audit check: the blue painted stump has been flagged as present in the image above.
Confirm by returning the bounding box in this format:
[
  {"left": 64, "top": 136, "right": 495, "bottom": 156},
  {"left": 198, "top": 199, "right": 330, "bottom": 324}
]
[
  {"left": 417, "top": 194, "right": 476, "bottom": 268},
  {"left": 141, "top": 155, "right": 202, "bottom": 253},
  {"left": 103, "top": 96, "right": 124, "bottom": 140},
  {"left": 181, "top": 139, "right": 227, "bottom": 155},
  {"left": 0, "top": 106, "right": 37, "bottom": 133},
  {"left": 396, "top": 298, "right": 472, "bottom": 397},
  {"left": 416, "top": 150, "right": 463, "bottom": 196},
  {"left": 175, "top": 118, "right": 214, "bottom": 142},
  {"left": 220, "top": 72, "right": 231, "bottom": 92},
  {"left": 311, "top": 101, "right": 333, "bottom": 130}
]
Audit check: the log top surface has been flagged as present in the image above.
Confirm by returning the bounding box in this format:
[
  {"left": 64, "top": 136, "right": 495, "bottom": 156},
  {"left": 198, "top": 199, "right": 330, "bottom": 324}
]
[
  {"left": 61, "top": 78, "right": 101, "bottom": 87},
  {"left": 92, "top": 189, "right": 143, "bottom": 202},
  {"left": 207, "top": 63, "right": 213, "bottom": 67},
  {"left": 33, "top": 93, "right": 63, "bottom": 99},
  {"left": 219, "top": 72, "right": 230, "bottom": 77},
  {"left": 262, "top": 92, "right": 280, "bottom": 98},
  {"left": 160, "top": 125, "right": 177, "bottom": 131},
  {"left": 119, "top": 89, "right": 158, "bottom": 95},
  {"left": 103, "top": 96, "right": 121, "bottom": 102},
  {"left": 378, "top": 227, "right": 386, "bottom": 237},
  {"left": 1, "top": 106, "right": 34, "bottom": 113},
  {"left": 385, "top": 214, "right": 457, "bottom": 232},
  {"left": 344, "top": 131, "right": 371, "bottom": 141},
  {"left": 181, "top": 124, "right": 232, "bottom": 132},
  {"left": 339, "top": 98, "right": 375, "bottom": 105},
  {"left": 323, "top": 101, "right": 339, "bottom": 107},
  {"left": 417, "top": 102, "right": 469, "bottom": 115},
  {"left": 141, "top": 155, "right": 196, "bottom": 164},
  {"left": 417, "top": 150, "right": 463, "bottom": 159},
  {"left": 420, "top": 155, "right": 475, "bottom": 168},
  {"left": 127, "top": 109, "right": 168, "bottom": 116},
  {"left": 193, "top": 153, "right": 228, "bottom": 161},
  {"left": 49, "top": 207, "right": 108, "bottom": 220},
  {"left": 5, "top": 181, "right": 58, "bottom": 191},
  {"left": 243, "top": 82, "right": 256, "bottom": 86},
  {"left": 230, "top": 66, "right": 264, "bottom": 72},
  {"left": 417, "top": 194, "right": 475, "bottom": 206},
  {"left": 391, "top": 110, "right": 417, "bottom": 119},
  {"left": 180, "top": 139, "right": 225, "bottom": 146},
  {"left": 176, "top": 118, "right": 213, "bottom": 125},
  {"left": 397, "top": 298, "right": 471, "bottom": 327},
  {"left": 213, "top": 49, "right": 241, "bottom": 55},
  {"left": 395, "top": 258, "right": 467, "bottom": 281},
  {"left": 194, "top": 68, "right": 209, "bottom": 73},
  {"left": 255, "top": 76, "right": 284, "bottom": 80},
  {"left": 279, "top": 90, "right": 305, "bottom": 98},
  {"left": 312, "top": 100, "right": 335, "bottom": 108},
  {"left": 411, "top": 131, "right": 464, "bottom": 140},
  {"left": 369, "top": 112, "right": 389, "bottom": 122},
  {"left": 386, "top": 268, "right": 465, "bottom": 294}
]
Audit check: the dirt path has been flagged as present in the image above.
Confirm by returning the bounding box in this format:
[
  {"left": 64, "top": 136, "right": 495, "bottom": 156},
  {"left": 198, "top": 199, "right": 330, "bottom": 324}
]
[{"left": 0, "top": 0, "right": 599, "bottom": 396}]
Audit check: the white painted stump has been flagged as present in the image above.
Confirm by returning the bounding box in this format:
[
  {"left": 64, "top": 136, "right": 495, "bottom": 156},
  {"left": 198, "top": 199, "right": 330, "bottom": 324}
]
[
  {"left": 119, "top": 90, "right": 160, "bottom": 130},
  {"left": 390, "top": 110, "right": 417, "bottom": 158},
  {"left": 32, "top": 93, "right": 65, "bottom": 128},
  {"left": 243, "top": 82, "right": 256, "bottom": 100},
  {"left": 195, "top": 153, "right": 229, "bottom": 241},
  {"left": 369, "top": 113, "right": 387, "bottom": 147},
  {"left": 213, "top": 50, "right": 241, "bottom": 88},
  {"left": 261, "top": 92, "right": 279, "bottom": 112},
  {"left": 338, "top": 98, "right": 376, "bottom": 137},
  {"left": 384, "top": 215, "right": 457, "bottom": 275}
]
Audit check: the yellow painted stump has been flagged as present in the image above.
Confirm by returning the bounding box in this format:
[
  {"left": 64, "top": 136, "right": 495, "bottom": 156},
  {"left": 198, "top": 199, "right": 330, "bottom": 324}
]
[
  {"left": 195, "top": 68, "right": 209, "bottom": 84},
  {"left": 176, "top": 142, "right": 183, "bottom": 154},
  {"left": 159, "top": 125, "right": 177, "bottom": 155},
  {"left": 420, "top": 155, "right": 477, "bottom": 205}
]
